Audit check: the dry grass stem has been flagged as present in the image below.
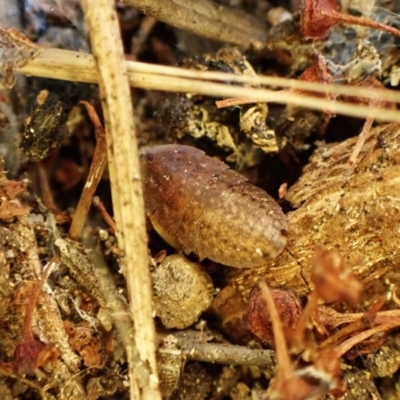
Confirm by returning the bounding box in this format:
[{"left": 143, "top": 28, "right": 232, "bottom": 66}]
[
  {"left": 81, "top": 1, "right": 160, "bottom": 399},
  {"left": 17, "top": 48, "right": 400, "bottom": 123},
  {"left": 16, "top": 48, "right": 400, "bottom": 103}
]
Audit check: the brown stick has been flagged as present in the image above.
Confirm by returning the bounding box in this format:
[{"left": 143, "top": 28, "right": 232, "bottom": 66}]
[
  {"left": 69, "top": 101, "right": 108, "bottom": 240},
  {"left": 182, "top": 341, "right": 275, "bottom": 367}
]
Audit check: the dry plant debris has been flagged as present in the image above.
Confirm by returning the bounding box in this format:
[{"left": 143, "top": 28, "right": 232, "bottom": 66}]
[
  {"left": 2, "top": 0, "right": 400, "bottom": 399},
  {"left": 152, "top": 254, "right": 214, "bottom": 329},
  {"left": 0, "top": 26, "right": 43, "bottom": 88},
  {"left": 231, "top": 123, "right": 400, "bottom": 300}
]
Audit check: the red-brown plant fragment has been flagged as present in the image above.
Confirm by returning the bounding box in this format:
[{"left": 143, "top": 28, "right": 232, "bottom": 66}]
[
  {"left": 289, "top": 52, "right": 336, "bottom": 118},
  {"left": 244, "top": 287, "right": 302, "bottom": 346},
  {"left": 311, "top": 247, "right": 362, "bottom": 305},
  {"left": 258, "top": 281, "right": 342, "bottom": 400},
  {"left": 301, "top": 0, "right": 340, "bottom": 39},
  {"left": 0, "top": 200, "right": 30, "bottom": 220},
  {"left": 64, "top": 320, "right": 106, "bottom": 368},
  {"left": 0, "top": 178, "right": 26, "bottom": 200},
  {"left": 0, "top": 173, "right": 30, "bottom": 219},
  {"left": 254, "top": 247, "right": 400, "bottom": 398},
  {"left": 301, "top": 0, "right": 400, "bottom": 40},
  {"left": 298, "top": 52, "right": 333, "bottom": 88},
  {"left": 1, "top": 259, "right": 60, "bottom": 375}
]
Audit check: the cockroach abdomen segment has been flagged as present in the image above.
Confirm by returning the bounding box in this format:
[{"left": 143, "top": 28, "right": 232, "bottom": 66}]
[{"left": 141, "top": 144, "right": 288, "bottom": 268}]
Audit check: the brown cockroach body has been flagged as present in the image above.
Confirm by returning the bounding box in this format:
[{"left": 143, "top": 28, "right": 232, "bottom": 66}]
[{"left": 141, "top": 145, "right": 288, "bottom": 268}]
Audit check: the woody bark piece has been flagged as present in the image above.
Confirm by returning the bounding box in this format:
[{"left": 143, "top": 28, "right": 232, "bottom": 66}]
[
  {"left": 229, "top": 123, "right": 400, "bottom": 302},
  {"left": 124, "top": 0, "right": 266, "bottom": 50}
]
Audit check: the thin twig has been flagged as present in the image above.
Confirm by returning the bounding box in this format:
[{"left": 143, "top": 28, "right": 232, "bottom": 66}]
[
  {"left": 334, "top": 321, "right": 400, "bottom": 357},
  {"left": 92, "top": 196, "right": 116, "bottom": 234},
  {"left": 348, "top": 116, "right": 375, "bottom": 165},
  {"left": 259, "top": 281, "right": 293, "bottom": 380},
  {"left": 131, "top": 16, "right": 157, "bottom": 59},
  {"left": 182, "top": 341, "right": 275, "bottom": 367},
  {"left": 159, "top": 330, "right": 275, "bottom": 367},
  {"left": 324, "top": 10, "right": 400, "bottom": 39},
  {"left": 21, "top": 258, "right": 59, "bottom": 341},
  {"left": 81, "top": 1, "right": 160, "bottom": 399}
]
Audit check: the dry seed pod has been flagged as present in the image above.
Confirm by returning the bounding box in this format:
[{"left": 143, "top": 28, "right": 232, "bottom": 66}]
[
  {"left": 141, "top": 144, "right": 288, "bottom": 268},
  {"left": 152, "top": 254, "right": 214, "bottom": 329}
]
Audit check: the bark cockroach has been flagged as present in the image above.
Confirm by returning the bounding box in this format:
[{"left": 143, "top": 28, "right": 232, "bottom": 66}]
[{"left": 141, "top": 145, "right": 288, "bottom": 268}]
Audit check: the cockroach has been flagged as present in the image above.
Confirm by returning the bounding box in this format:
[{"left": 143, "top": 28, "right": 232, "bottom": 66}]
[{"left": 141, "top": 144, "right": 288, "bottom": 269}]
